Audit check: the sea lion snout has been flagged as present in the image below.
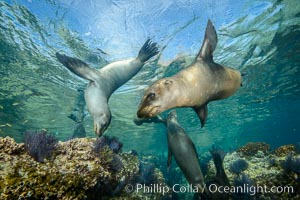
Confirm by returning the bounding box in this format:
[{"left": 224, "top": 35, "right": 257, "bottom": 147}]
[
  {"left": 137, "top": 105, "right": 158, "bottom": 118},
  {"left": 93, "top": 112, "right": 111, "bottom": 137},
  {"left": 137, "top": 82, "right": 167, "bottom": 118},
  {"left": 137, "top": 99, "right": 161, "bottom": 118},
  {"left": 94, "top": 121, "right": 109, "bottom": 137}
]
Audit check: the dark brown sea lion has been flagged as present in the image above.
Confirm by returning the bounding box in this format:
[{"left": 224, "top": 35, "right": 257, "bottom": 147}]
[
  {"left": 166, "top": 110, "right": 208, "bottom": 198},
  {"left": 137, "top": 20, "right": 241, "bottom": 127},
  {"left": 56, "top": 39, "right": 158, "bottom": 136}
]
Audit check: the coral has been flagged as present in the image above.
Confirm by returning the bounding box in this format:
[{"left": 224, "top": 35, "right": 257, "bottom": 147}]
[
  {"left": 93, "top": 136, "right": 123, "bottom": 154},
  {"left": 0, "top": 137, "right": 169, "bottom": 200},
  {"left": 274, "top": 144, "right": 296, "bottom": 157},
  {"left": 232, "top": 174, "right": 255, "bottom": 200},
  {"left": 294, "top": 142, "right": 300, "bottom": 154},
  {"left": 109, "top": 154, "right": 124, "bottom": 172},
  {"left": 109, "top": 137, "right": 123, "bottom": 153},
  {"left": 281, "top": 154, "right": 300, "bottom": 174},
  {"left": 268, "top": 157, "right": 277, "bottom": 167},
  {"left": 0, "top": 136, "right": 24, "bottom": 155},
  {"left": 229, "top": 159, "right": 249, "bottom": 174},
  {"left": 206, "top": 145, "right": 300, "bottom": 200},
  {"left": 233, "top": 173, "right": 254, "bottom": 187},
  {"left": 135, "top": 162, "right": 157, "bottom": 186},
  {"left": 92, "top": 136, "right": 108, "bottom": 152},
  {"left": 237, "top": 142, "right": 270, "bottom": 157},
  {"left": 23, "top": 130, "right": 57, "bottom": 162}
]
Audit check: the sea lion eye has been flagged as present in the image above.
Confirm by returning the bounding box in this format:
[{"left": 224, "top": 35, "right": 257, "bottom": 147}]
[{"left": 147, "top": 92, "right": 156, "bottom": 100}]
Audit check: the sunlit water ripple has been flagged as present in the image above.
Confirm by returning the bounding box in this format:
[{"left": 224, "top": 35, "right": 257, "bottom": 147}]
[{"left": 0, "top": 0, "right": 299, "bottom": 155}]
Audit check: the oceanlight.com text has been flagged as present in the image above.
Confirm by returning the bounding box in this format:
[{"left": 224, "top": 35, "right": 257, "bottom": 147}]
[
  {"left": 125, "top": 183, "right": 294, "bottom": 196},
  {"left": 208, "top": 184, "right": 294, "bottom": 196}
]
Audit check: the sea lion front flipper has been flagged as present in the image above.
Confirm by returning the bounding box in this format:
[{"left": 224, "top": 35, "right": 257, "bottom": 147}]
[
  {"left": 56, "top": 53, "right": 99, "bottom": 82},
  {"left": 137, "top": 39, "right": 159, "bottom": 63},
  {"left": 193, "top": 104, "right": 208, "bottom": 128},
  {"left": 196, "top": 19, "right": 217, "bottom": 62},
  {"left": 167, "top": 147, "right": 172, "bottom": 172}
]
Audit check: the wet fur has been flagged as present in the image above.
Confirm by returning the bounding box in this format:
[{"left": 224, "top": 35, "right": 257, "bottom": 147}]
[
  {"left": 137, "top": 20, "right": 241, "bottom": 127},
  {"left": 56, "top": 39, "right": 158, "bottom": 136}
]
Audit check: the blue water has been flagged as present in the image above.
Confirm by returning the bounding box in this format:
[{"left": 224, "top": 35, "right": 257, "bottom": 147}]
[{"left": 0, "top": 0, "right": 299, "bottom": 156}]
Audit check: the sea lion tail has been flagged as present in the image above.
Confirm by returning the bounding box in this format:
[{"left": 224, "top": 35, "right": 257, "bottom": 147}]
[
  {"left": 197, "top": 19, "right": 217, "bottom": 62},
  {"left": 137, "top": 39, "right": 159, "bottom": 62}
]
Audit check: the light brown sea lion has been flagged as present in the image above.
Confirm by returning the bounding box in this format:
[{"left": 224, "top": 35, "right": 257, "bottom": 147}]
[
  {"left": 56, "top": 39, "right": 158, "bottom": 136},
  {"left": 137, "top": 20, "right": 242, "bottom": 127}
]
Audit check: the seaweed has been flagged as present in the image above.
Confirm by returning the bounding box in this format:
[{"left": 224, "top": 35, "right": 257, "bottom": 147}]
[
  {"left": 232, "top": 174, "right": 255, "bottom": 200},
  {"left": 23, "top": 130, "right": 57, "bottom": 162},
  {"left": 109, "top": 155, "right": 123, "bottom": 172},
  {"left": 268, "top": 157, "right": 277, "bottom": 167},
  {"left": 135, "top": 162, "right": 157, "bottom": 186},
  {"left": 108, "top": 137, "right": 123, "bottom": 153},
  {"left": 93, "top": 136, "right": 123, "bottom": 154},
  {"left": 281, "top": 154, "right": 300, "bottom": 174},
  {"left": 229, "top": 159, "right": 249, "bottom": 174}
]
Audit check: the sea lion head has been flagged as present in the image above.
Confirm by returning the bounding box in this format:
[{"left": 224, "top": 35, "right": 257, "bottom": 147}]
[
  {"left": 93, "top": 110, "right": 111, "bottom": 137},
  {"left": 137, "top": 78, "right": 177, "bottom": 118}
]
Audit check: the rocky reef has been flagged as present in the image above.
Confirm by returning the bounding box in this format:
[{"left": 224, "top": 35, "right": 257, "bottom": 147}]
[
  {"left": 0, "top": 136, "right": 169, "bottom": 200},
  {"left": 206, "top": 142, "right": 300, "bottom": 200},
  {"left": 237, "top": 142, "right": 270, "bottom": 157}
]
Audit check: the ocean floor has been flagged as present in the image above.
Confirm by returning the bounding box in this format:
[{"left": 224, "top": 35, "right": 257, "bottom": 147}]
[
  {"left": 205, "top": 142, "right": 300, "bottom": 200},
  {"left": 0, "top": 136, "right": 299, "bottom": 200},
  {"left": 0, "top": 136, "right": 170, "bottom": 200}
]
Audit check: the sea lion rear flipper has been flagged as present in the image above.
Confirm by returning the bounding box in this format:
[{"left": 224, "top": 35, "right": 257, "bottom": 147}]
[
  {"left": 137, "top": 39, "right": 159, "bottom": 63},
  {"left": 196, "top": 19, "right": 217, "bottom": 62},
  {"left": 193, "top": 104, "right": 208, "bottom": 128},
  {"left": 167, "top": 147, "right": 172, "bottom": 172},
  {"left": 56, "top": 53, "right": 99, "bottom": 82}
]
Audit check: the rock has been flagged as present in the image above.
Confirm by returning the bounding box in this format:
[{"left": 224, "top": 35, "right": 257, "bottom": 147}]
[
  {"left": 237, "top": 142, "right": 270, "bottom": 157},
  {"left": 205, "top": 143, "right": 300, "bottom": 200},
  {"left": 274, "top": 144, "right": 296, "bottom": 157},
  {"left": 0, "top": 137, "right": 168, "bottom": 200}
]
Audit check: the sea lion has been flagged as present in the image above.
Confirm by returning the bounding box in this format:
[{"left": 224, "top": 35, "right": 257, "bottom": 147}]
[
  {"left": 207, "top": 146, "right": 230, "bottom": 200},
  {"left": 166, "top": 110, "right": 208, "bottom": 198},
  {"left": 56, "top": 39, "right": 159, "bottom": 136},
  {"left": 133, "top": 115, "right": 165, "bottom": 126},
  {"left": 137, "top": 20, "right": 242, "bottom": 127}
]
